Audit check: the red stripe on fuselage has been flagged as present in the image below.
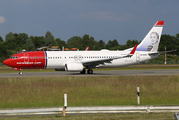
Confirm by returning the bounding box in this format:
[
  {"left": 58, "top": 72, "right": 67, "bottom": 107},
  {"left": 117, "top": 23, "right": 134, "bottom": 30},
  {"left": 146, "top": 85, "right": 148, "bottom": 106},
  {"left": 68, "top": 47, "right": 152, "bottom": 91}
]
[{"left": 4, "top": 51, "right": 46, "bottom": 69}]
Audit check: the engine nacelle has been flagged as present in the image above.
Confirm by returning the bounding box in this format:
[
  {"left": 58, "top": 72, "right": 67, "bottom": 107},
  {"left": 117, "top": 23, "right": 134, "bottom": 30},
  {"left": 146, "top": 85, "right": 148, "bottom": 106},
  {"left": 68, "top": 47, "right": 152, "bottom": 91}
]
[{"left": 65, "top": 62, "right": 83, "bottom": 72}]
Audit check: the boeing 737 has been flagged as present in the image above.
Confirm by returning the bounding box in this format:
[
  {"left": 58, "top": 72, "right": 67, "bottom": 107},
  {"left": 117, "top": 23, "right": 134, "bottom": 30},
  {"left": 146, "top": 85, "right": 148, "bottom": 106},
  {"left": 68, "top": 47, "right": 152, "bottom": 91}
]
[{"left": 3, "top": 21, "right": 168, "bottom": 75}]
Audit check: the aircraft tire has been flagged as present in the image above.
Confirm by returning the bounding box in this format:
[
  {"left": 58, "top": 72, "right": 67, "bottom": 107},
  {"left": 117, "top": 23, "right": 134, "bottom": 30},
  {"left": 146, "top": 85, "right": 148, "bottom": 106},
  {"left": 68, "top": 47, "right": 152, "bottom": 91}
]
[
  {"left": 87, "top": 69, "right": 93, "bottom": 74},
  {"left": 80, "top": 69, "right": 86, "bottom": 74},
  {"left": 19, "top": 71, "right": 23, "bottom": 75}
]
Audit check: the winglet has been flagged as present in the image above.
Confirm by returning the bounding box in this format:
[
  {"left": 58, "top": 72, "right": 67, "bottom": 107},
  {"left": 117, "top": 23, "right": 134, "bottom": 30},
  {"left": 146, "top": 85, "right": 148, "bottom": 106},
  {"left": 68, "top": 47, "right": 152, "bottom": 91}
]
[
  {"left": 124, "top": 44, "right": 138, "bottom": 58},
  {"left": 85, "top": 46, "right": 89, "bottom": 51},
  {"left": 129, "top": 44, "right": 138, "bottom": 55}
]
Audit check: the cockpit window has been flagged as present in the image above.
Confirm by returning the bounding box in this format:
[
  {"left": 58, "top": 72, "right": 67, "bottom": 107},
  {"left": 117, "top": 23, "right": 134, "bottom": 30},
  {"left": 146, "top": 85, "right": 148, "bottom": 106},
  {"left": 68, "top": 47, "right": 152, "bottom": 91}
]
[{"left": 10, "top": 56, "right": 18, "bottom": 59}]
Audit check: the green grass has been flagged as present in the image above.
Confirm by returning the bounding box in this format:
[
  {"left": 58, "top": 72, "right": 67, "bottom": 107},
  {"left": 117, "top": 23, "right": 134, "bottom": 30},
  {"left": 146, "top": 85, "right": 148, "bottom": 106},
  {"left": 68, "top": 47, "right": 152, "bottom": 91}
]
[{"left": 0, "top": 75, "right": 179, "bottom": 109}]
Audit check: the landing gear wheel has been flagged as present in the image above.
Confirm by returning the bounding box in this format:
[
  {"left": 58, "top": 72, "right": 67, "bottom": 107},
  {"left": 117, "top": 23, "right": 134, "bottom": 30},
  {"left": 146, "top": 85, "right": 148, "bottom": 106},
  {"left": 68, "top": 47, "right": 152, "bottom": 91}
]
[
  {"left": 87, "top": 69, "right": 93, "bottom": 74},
  {"left": 80, "top": 69, "right": 86, "bottom": 74},
  {"left": 19, "top": 71, "right": 23, "bottom": 75}
]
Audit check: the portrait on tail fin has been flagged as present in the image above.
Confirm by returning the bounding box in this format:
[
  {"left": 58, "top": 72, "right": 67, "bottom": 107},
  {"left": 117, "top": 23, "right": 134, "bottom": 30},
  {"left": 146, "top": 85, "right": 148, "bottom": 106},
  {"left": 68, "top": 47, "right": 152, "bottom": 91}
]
[
  {"left": 135, "top": 21, "right": 164, "bottom": 52},
  {"left": 147, "top": 32, "right": 159, "bottom": 52}
]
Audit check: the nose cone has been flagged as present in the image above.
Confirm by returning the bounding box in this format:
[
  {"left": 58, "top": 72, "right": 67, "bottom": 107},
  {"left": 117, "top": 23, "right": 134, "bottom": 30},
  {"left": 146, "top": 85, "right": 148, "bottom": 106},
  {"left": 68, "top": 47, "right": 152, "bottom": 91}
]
[
  {"left": 3, "top": 59, "right": 7, "bottom": 65},
  {"left": 3, "top": 59, "right": 11, "bottom": 66}
]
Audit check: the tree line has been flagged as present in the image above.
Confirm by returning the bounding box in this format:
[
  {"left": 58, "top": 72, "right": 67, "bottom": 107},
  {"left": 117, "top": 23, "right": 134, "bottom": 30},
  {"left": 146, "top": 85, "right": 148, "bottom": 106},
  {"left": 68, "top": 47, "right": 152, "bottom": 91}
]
[{"left": 0, "top": 31, "right": 178, "bottom": 62}]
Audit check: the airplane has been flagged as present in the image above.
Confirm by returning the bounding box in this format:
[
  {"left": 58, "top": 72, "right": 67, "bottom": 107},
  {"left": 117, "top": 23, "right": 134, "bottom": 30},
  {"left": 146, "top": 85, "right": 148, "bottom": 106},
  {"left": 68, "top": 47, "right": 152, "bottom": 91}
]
[{"left": 3, "top": 21, "right": 170, "bottom": 75}]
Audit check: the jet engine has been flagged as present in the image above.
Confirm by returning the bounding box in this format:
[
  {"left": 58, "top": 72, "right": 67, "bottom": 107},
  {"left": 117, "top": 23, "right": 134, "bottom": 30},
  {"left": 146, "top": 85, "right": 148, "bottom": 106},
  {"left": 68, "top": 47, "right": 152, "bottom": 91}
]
[{"left": 65, "top": 62, "right": 83, "bottom": 72}]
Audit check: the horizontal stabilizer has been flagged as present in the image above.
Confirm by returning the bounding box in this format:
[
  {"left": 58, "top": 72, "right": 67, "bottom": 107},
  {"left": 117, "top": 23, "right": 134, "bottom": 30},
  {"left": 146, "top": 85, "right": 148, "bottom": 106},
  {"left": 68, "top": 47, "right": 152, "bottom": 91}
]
[
  {"left": 158, "top": 49, "right": 177, "bottom": 54},
  {"left": 148, "top": 50, "right": 177, "bottom": 55}
]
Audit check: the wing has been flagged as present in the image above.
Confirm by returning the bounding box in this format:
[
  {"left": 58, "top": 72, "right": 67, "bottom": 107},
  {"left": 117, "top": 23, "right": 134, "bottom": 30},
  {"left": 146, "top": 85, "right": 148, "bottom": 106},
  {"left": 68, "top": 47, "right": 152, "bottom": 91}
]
[{"left": 82, "top": 44, "right": 138, "bottom": 68}]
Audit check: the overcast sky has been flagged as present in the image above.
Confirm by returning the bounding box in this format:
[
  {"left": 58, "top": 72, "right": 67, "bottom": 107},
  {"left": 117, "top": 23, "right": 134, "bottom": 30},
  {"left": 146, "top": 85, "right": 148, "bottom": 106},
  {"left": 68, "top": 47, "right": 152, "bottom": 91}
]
[{"left": 0, "top": 0, "right": 179, "bottom": 44}]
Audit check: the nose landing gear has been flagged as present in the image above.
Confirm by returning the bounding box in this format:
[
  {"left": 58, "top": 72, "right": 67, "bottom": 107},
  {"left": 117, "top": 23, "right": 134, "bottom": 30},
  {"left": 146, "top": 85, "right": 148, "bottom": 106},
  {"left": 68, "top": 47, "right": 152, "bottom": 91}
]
[
  {"left": 14, "top": 68, "right": 23, "bottom": 75},
  {"left": 19, "top": 71, "right": 23, "bottom": 75}
]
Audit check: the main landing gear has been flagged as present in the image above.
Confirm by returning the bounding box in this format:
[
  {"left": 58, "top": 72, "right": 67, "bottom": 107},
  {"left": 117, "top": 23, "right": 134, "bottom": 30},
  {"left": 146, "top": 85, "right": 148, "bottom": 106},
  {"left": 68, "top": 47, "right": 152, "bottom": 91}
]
[
  {"left": 80, "top": 69, "right": 86, "bottom": 74},
  {"left": 80, "top": 69, "right": 93, "bottom": 74},
  {"left": 87, "top": 69, "right": 93, "bottom": 74}
]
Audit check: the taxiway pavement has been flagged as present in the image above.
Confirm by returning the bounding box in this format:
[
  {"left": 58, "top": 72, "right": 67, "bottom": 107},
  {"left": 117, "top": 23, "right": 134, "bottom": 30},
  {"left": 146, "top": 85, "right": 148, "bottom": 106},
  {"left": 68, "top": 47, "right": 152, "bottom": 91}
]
[{"left": 0, "top": 69, "right": 179, "bottom": 78}]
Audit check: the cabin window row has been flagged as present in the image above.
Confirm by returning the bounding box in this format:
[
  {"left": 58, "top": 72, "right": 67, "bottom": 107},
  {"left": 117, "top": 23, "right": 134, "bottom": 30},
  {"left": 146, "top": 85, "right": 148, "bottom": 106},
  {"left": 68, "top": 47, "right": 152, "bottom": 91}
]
[
  {"left": 29, "top": 56, "right": 121, "bottom": 59},
  {"left": 69, "top": 56, "right": 119, "bottom": 59},
  {"left": 47, "top": 56, "right": 119, "bottom": 59}
]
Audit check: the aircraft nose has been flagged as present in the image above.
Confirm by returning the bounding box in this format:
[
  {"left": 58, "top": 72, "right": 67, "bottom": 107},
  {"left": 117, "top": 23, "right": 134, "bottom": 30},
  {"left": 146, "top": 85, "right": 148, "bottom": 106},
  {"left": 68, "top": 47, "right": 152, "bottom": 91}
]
[
  {"left": 3, "top": 59, "right": 11, "bottom": 66},
  {"left": 3, "top": 59, "right": 7, "bottom": 65}
]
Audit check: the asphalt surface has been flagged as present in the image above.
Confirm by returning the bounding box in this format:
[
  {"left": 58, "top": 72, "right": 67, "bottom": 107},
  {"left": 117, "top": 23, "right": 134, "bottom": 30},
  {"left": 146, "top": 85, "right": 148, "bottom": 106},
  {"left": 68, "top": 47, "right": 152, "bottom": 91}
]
[{"left": 0, "top": 69, "right": 179, "bottom": 77}]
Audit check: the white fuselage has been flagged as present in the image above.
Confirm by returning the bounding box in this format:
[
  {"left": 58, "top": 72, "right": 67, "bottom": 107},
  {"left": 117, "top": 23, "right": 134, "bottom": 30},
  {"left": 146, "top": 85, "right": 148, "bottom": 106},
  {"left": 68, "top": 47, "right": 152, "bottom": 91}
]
[{"left": 45, "top": 50, "right": 158, "bottom": 69}]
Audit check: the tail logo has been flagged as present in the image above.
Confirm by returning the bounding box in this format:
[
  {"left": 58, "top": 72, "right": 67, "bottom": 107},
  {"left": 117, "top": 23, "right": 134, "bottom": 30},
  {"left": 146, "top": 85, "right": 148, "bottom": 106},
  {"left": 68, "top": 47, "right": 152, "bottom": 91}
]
[
  {"left": 147, "top": 32, "right": 159, "bottom": 51},
  {"left": 136, "top": 21, "right": 164, "bottom": 52}
]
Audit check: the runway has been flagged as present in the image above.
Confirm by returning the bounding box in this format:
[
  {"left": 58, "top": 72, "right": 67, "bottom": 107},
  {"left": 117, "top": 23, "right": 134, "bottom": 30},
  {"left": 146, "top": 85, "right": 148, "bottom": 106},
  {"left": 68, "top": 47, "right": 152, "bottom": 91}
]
[{"left": 0, "top": 69, "right": 179, "bottom": 77}]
